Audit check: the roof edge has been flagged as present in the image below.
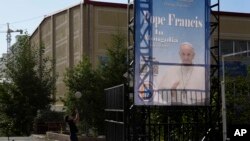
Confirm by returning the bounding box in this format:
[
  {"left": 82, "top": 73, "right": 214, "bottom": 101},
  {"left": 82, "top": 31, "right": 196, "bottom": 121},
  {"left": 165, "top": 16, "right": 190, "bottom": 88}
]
[
  {"left": 213, "top": 11, "right": 250, "bottom": 17},
  {"left": 84, "top": 0, "right": 127, "bottom": 8}
]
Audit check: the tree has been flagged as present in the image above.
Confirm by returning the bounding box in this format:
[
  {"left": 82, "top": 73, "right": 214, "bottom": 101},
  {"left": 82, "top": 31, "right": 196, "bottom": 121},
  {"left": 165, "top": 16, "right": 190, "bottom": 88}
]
[
  {"left": 0, "top": 35, "right": 55, "bottom": 135},
  {"left": 225, "top": 75, "right": 250, "bottom": 125},
  {"left": 63, "top": 57, "right": 105, "bottom": 135},
  {"left": 99, "top": 32, "right": 127, "bottom": 88},
  {"left": 63, "top": 31, "right": 127, "bottom": 135}
]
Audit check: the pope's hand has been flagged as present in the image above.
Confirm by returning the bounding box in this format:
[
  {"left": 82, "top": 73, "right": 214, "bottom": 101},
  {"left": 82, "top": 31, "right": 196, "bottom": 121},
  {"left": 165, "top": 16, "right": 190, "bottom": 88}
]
[{"left": 171, "top": 81, "right": 180, "bottom": 89}]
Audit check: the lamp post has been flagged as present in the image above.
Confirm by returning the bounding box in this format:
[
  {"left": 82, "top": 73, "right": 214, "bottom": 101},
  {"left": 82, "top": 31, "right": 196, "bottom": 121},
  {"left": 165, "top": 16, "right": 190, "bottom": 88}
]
[
  {"left": 75, "top": 91, "right": 82, "bottom": 111},
  {"left": 75, "top": 91, "right": 82, "bottom": 99},
  {"left": 221, "top": 50, "right": 250, "bottom": 141}
]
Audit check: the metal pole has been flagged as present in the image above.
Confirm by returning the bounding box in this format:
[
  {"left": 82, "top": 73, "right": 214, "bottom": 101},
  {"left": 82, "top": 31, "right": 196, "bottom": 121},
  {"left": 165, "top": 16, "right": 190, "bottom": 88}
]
[{"left": 221, "top": 56, "right": 227, "bottom": 141}]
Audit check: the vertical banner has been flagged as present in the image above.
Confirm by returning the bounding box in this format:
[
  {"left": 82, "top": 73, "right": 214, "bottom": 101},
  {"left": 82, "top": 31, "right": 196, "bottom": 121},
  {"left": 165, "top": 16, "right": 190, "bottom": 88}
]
[{"left": 134, "top": 0, "right": 210, "bottom": 106}]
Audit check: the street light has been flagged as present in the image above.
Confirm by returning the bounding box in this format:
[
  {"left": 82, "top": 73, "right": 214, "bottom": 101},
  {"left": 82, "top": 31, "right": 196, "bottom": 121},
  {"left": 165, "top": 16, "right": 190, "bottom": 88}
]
[
  {"left": 75, "top": 91, "right": 82, "bottom": 99},
  {"left": 221, "top": 50, "right": 250, "bottom": 141},
  {"left": 74, "top": 91, "right": 82, "bottom": 111}
]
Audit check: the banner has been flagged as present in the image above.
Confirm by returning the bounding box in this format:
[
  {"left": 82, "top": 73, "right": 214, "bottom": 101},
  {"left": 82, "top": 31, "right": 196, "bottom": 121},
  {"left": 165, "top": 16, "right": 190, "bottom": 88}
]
[{"left": 134, "top": 0, "right": 210, "bottom": 106}]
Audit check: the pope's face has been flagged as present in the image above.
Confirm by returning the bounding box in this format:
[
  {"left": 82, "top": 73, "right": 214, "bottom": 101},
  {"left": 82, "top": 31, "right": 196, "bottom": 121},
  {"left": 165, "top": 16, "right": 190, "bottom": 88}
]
[{"left": 179, "top": 44, "right": 195, "bottom": 64}]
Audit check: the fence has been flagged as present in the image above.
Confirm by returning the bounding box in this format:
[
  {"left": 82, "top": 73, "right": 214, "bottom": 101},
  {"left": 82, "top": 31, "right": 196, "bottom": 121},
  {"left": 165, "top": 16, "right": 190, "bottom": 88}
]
[
  {"left": 104, "top": 84, "right": 220, "bottom": 141},
  {"left": 34, "top": 122, "right": 65, "bottom": 134},
  {"left": 105, "top": 84, "right": 125, "bottom": 141}
]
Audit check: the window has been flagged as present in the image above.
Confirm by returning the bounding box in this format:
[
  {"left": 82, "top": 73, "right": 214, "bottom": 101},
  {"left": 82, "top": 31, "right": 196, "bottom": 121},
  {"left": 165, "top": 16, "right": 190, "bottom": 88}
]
[
  {"left": 98, "top": 55, "right": 108, "bottom": 66},
  {"left": 248, "top": 41, "right": 250, "bottom": 56},
  {"left": 221, "top": 40, "right": 233, "bottom": 55},
  {"left": 235, "top": 40, "right": 247, "bottom": 56},
  {"left": 220, "top": 39, "right": 250, "bottom": 56}
]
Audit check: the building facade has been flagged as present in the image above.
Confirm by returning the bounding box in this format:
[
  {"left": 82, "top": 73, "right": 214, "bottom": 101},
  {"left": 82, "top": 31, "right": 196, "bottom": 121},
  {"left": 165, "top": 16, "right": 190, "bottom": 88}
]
[
  {"left": 30, "top": 0, "right": 127, "bottom": 110},
  {"left": 219, "top": 12, "right": 250, "bottom": 76},
  {"left": 29, "top": 1, "right": 250, "bottom": 110}
]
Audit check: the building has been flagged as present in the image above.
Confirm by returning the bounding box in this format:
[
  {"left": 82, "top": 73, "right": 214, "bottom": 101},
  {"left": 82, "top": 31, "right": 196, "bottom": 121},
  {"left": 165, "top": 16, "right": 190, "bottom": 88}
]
[
  {"left": 29, "top": 0, "right": 250, "bottom": 110},
  {"left": 30, "top": 0, "right": 127, "bottom": 110},
  {"left": 219, "top": 12, "right": 250, "bottom": 77}
]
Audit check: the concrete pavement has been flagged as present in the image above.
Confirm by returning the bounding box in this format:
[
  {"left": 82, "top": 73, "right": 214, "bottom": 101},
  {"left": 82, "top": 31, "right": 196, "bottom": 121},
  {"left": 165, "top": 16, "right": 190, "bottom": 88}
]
[{"left": 0, "top": 135, "right": 58, "bottom": 141}]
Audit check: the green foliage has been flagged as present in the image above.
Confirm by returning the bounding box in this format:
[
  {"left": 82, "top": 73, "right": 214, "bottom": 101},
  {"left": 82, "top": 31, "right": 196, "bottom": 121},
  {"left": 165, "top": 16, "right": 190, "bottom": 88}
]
[
  {"left": 99, "top": 32, "right": 127, "bottom": 87},
  {"left": 63, "top": 57, "right": 105, "bottom": 134},
  {"left": 0, "top": 35, "right": 55, "bottom": 135},
  {"left": 33, "top": 110, "right": 65, "bottom": 133},
  {"left": 225, "top": 75, "right": 250, "bottom": 125},
  {"left": 34, "top": 110, "right": 65, "bottom": 124},
  {"left": 63, "top": 31, "right": 127, "bottom": 135},
  {"left": 0, "top": 83, "right": 13, "bottom": 136}
]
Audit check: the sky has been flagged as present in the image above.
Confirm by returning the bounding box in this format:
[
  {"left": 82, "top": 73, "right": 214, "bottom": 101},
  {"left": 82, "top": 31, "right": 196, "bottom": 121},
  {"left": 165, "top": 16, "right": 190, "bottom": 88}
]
[{"left": 0, "top": 0, "right": 249, "bottom": 57}]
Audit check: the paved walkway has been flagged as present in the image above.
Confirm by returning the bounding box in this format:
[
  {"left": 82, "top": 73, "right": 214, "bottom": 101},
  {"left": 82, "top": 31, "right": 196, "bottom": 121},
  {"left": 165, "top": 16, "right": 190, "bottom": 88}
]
[
  {"left": 0, "top": 137, "right": 32, "bottom": 141},
  {"left": 0, "top": 135, "right": 58, "bottom": 141}
]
